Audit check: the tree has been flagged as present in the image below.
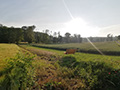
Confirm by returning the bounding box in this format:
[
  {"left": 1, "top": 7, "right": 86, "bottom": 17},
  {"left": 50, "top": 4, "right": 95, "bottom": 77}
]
[
  {"left": 78, "top": 34, "right": 82, "bottom": 43},
  {"left": 73, "top": 34, "right": 77, "bottom": 43},
  {"left": 118, "top": 35, "right": 120, "bottom": 40},
  {"left": 45, "top": 29, "right": 49, "bottom": 35},
  {"left": 34, "top": 32, "right": 41, "bottom": 43},
  {"left": 58, "top": 35, "right": 63, "bottom": 43},
  {"left": 107, "top": 34, "right": 113, "bottom": 41},
  {"left": 0, "top": 24, "right": 3, "bottom": 27},
  {"left": 22, "top": 25, "right": 35, "bottom": 43},
  {"left": 15, "top": 28, "right": 23, "bottom": 44},
  {"left": 53, "top": 32, "right": 57, "bottom": 37},
  {"left": 65, "top": 32, "right": 71, "bottom": 43},
  {"left": 53, "top": 37, "right": 58, "bottom": 43},
  {"left": 0, "top": 25, "right": 23, "bottom": 44},
  {"left": 0, "top": 26, "right": 9, "bottom": 43},
  {"left": 8, "top": 27, "right": 16, "bottom": 43}
]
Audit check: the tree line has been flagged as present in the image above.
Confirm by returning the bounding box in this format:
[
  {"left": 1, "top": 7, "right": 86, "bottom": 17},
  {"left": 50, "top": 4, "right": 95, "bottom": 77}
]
[
  {"left": 0, "top": 24, "right": 119, "bottom": 44},
  {"left": 0, "top": 24, "right": 82, "bottom": 44},
  {"left": 82, "top": 34, "right": 117, "bottom": 42},
  {"left": 0, "top": 24, "right": 35, "bottom": 44}
]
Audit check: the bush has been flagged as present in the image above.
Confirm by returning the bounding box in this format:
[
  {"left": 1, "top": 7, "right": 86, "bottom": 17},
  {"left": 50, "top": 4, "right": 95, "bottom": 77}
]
[{"left": 58, "top": 56, "right": 120, "bottom": 89}]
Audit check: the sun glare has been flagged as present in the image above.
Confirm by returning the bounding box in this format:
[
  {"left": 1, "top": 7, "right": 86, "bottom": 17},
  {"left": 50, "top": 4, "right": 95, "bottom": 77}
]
[{"left": 64, "top": 18, "right": 100, "bottom": 37}]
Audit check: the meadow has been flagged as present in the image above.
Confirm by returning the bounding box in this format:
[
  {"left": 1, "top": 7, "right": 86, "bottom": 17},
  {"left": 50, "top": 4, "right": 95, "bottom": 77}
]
[
  {"left": 1, "top": 43, "right": 120, "bottom": 89},
  {"left": 32, "top": 41, "right": 120, "bottom": 55},
  {"left": 20, "top": 44, "right": 120, "bottom": 89}
]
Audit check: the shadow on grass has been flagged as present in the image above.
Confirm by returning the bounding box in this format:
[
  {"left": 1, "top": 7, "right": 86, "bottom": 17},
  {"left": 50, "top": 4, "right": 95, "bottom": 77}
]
[{"left": 59, "top": 56, "right": 120, "bottom": 90}]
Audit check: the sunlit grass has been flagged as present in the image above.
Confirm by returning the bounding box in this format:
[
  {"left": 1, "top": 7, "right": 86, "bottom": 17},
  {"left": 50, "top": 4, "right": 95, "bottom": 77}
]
[
  {"left": 21, "top": 45, "right": 120, "bottom": 70},
  {"left": 0, "top": 44, "right": 20, "bottom": 71},
  {"left": 20, "top": 44, "right": 120, "bottom": 89},
  {"left": 0, "top": 44, "right": 20, "bottom": 85},
  {"left": 34, "top": 41, "right": 120, "bottom": 52}
]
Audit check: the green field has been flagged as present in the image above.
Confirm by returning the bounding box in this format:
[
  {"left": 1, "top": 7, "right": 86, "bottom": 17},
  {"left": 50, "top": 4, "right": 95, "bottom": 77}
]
[
  {"left": 20, "top": 44, "right": 120, "bottom": 89},
  {"left": 1, "top": 43, "right": 120, "bottom": 89},
  {"left": 21, "top": 44, "right": 120, "bottom": 69},
  {"left": 32, "top": 41, "right": 120, "bottom": 55},
  {"left": 0, "top": 44, "right": 35, "bottom": 89},
  {"left": 0, "top": 44, "right": 20, "bottom": 71},
  {"left": 0, "top": 44, "right": 21, "bottom": 89}
]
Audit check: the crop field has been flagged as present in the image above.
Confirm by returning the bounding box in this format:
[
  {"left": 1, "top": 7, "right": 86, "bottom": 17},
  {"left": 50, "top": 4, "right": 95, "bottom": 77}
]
[{"left": 32, "top": 41, "right": 120, "bottom": 55}]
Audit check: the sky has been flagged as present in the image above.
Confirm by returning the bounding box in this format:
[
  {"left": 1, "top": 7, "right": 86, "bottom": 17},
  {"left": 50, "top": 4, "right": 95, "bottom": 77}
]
[{"left": 1, "top": 0, "right": 120, "bottom": 37}]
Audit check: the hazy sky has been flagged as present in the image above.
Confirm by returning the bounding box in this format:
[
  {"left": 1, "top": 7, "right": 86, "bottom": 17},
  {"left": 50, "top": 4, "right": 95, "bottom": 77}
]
[{"left": 1, "top": 0, "right": 120, "bottom": 37}]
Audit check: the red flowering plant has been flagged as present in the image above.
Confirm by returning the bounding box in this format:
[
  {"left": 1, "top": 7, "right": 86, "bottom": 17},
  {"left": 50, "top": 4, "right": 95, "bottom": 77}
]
[{"left": 105, "top": 69, "right": 120, "bottom": 89}]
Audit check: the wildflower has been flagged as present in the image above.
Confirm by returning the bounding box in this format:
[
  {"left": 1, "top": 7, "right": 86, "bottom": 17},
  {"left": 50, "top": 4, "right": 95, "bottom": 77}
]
[{"left": 109, "top": 72, "right": 111, "bottom": 74}]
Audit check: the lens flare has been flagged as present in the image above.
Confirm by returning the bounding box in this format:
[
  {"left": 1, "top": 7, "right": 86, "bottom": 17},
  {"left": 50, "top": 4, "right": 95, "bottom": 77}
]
[{"left": 62, "top": 0, "right": 104, "bottom": 55}]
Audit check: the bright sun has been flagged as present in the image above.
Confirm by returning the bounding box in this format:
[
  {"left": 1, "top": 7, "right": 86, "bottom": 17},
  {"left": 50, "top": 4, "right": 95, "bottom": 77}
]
[{"left": 64, "top": 18, "right": 100, "bottom": 37}]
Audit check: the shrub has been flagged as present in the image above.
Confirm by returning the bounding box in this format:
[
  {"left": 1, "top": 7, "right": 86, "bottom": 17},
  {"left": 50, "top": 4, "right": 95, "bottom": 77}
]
[{"left": 58, "top": 56, "right": 120, "bottom": 89}]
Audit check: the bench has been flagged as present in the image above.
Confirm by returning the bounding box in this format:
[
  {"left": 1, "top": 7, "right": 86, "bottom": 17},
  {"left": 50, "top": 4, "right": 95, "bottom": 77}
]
[{"left": 64, "top": 49, "right": 77, "bottom": 54}]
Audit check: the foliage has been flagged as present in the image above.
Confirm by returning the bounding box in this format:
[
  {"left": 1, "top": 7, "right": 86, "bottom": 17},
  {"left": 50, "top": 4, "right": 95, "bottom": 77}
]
[
  {"left": 22, "top": 25, "right": 35, "bottom": 43},
  {"left": 0, "top": 25, "right": 36, "bottom": 44},
  {"left": 0, "top": 53, "right": 35, "bottom": 90},
  {"left": 58, "top": 56, "right": 120, "bottom": 89},
  {"left": 34, "top": 32, "right": 50, "bottom": 43},
  {"left": 118, "top": 35, "right": 120, "bottom": 40},
  {"left": 0, "top": 24, "right": 83, "bottom": 44},
  {"left": 0, "top": 26, "right": 23, "bottom": 44},
  {"left": 0, "top": 44, "right": 20, "bottom": 72},
  {"left": 105, "top": 69, "right": 120, "bottom": 89},
  {"left": 21, "top": 45, "right": 120, "bottom": 89}
]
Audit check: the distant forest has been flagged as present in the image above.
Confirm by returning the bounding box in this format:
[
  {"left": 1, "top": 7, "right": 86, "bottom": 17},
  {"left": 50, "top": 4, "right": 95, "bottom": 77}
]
[{"left": 0, "top": 24, "right": 119, "bottom": 44}]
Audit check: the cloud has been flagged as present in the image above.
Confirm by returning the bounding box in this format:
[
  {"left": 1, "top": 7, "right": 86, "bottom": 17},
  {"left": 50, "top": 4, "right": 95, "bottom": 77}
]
[{"left": 99, "top": 24, "right": 120, "bottom": 36}]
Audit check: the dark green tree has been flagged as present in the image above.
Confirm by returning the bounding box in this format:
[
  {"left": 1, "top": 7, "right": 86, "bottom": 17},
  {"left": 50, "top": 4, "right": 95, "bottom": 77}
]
[
  {"left": 118, "top": 35, "right": 120, "bottom": 40},
  {"left": 65, "top": 32, "right": 71, "bottom": 43},
  {"left": 22, "top": 25, "right": 35, "bottom": 43},
  {"left": 15, "top": 28, "right": 23, "bottom": 44}
]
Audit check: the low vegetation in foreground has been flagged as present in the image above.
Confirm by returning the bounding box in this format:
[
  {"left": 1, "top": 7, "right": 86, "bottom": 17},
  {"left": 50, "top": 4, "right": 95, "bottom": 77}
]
[
  {"left": 1, "top": 43, "right": 120, "bottom": 89},
  {"left": 20, "top": 45, "right": 120, "bottom": 89},
  {"left": 0, "top": 44, "right": 20, "bottom": 72},
  {"left": 0, "top": 44, "right": 35, "bottom": 89}
]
